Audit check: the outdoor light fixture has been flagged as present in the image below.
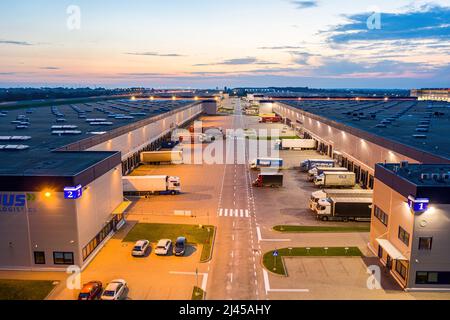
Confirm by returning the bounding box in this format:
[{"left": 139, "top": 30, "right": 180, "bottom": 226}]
[{"left": 44, "top": 191, "right": 52, "bottom": 198}]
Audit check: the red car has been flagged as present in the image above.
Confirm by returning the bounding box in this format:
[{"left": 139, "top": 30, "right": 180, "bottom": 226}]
[{"left": 78, "top": 281, "right": 103, "bottom": 300}]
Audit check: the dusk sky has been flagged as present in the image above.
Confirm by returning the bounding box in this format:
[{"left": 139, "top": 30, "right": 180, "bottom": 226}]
[{"left": 0, "top": 0, "right": 449, "bottom": 88}]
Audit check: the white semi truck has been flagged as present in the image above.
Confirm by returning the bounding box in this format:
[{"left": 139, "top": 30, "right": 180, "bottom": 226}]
[
  {"left": 314, "top": 171, "right": 356, "bottom": 188},
  {"left": 123, "top": 175, "right": 181, "bottom": 196},
  {"left": 140, "top": 151, "right": 183, "bottom": 164},
  {"left": 309, "top": 189, "right": 373, "bottom": 211},
  {"left": 315, "top": 197, "right": 373, "bottom": 222},
  {"left": 276, "top": 139, "right": 316, "bottom": 150},
  {"left": 307, "top": 167, "right": 348, "bottom": 182}
]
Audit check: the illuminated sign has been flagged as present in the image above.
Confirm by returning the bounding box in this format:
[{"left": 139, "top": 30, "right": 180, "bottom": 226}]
[
  {"left": 408, "top": 196, "right": 429, "bottom": 213},
  {"left": 64, "top": 185, "right": 83, "bottom": 200}
]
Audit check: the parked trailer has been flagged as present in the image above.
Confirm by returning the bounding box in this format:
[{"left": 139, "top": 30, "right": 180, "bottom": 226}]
[
  {"left": 300, "top": 159, "right": 335, "bottom": 172},
  {"left": 250, "top": 158, "right": 283, "bottom": 170},
  {"left": 276, "top": 139, "right": 317, "bottom": 150},
  {"left": 123, "top": 175, "right": 181, "bottom": 196},
  {"left": 140, "top": 151, "right": 183, "bottom": 164},
  {"left": 314, "top": 171, "right": 356, "bottom": 188},
  {"left": 259, "top": 116, "right": 282, "bottom": 123},
  {"left": 315, "top": 197, "right": 373, "bottom": 222},
  {"left": 307, "top": 167, "right": 348, "bottom": 182},
  {"left": 252, "top": 172, "right": 283, "bottom": 188},
  {"left": 309, "top": 189, "right": 373, "bottom": 211}
]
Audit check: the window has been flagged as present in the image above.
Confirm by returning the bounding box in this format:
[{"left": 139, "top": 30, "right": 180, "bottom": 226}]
[
  {"left": 395, "top": 260, "right": 408, "bottom": 280},
  {"left": 374, "top": 206, "right": 389, "bottom": 226},
  {"left": 398, "top": 227, "right": 410, "bottom": 246},
  {"left": 34, "top": 252, "right": 46, "bottom": 265},
  {"left": 53, "top": 252, "right": 74, "bottom": 265},
  {"left": 419, "top": 237, "right": 433, "bottom": 251},
  {"left": 416, "top": 272, "right": 450, "bottom": 285}
]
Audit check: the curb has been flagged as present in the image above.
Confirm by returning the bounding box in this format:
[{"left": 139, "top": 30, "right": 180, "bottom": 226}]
[{"left": 200, "top": 226, "right": 217, "bottom": 263}]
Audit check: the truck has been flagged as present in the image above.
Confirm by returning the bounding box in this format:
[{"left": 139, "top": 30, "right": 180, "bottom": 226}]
[
  {"left": 259, "top": 115, "right": 282, "bottom": 123},
  {"left": 123, "top": 175, "right": 181, "bottom": 196},
  {"left": 307, "top": 167, "right": 348, "bottom": 182},
  {"left": 309, "top": 189, "right": 373, "bottom": 211},
  {"left": 160, "top": 140, "right": 180, "bottom": 150},
  {"left": 250, "top": 158, "right": 283, "bottom": 170},
  {"left": 276, "top": 139, "right": 317, "bottom": 150},
  {"left": 140, "top": 151, "right": 183, "bottom": 164},
  {"left": 252, "top": 172, "right": 283, "bottom": 188},
  {"left": 300, "top": 159, "right": 335, "bottom": 172},
  {"left": 314, "top": 171, "right": 356, "bottom": 188},
  {"left": 315, "top": 197, "right": 373, "bottom": 222}
]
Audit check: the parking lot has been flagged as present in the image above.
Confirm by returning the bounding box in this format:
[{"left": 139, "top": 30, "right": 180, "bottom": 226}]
[{"left": 50, "top": 222, "right": 205, "bottom": 300}]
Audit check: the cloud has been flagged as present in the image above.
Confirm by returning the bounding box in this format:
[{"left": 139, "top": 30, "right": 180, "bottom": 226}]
[
  {"left": 258, "top": 45, "right": 305, "bottom": 50},
  {"left": 124, "top": 52, "right": 185, "bottom": 57},
  {"left": 194, "top": 57, "right": 279, "bottom": 66},
  {"left": 0, "top": 40, "right": 32, "bottom": 46},
  {"left": 291, "top": 1, "right": 318, "bottom": 10},
  {"left": 328, "top": 5, "right": 450, "bottom": 43},
  {"left": 40, "top": 67, "right": 60, "bottom": 70}
]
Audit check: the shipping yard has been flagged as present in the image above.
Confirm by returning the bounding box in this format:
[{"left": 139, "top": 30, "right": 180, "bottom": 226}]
[{"left": 0, "top": 94, "right": 449, "bottom": 301}]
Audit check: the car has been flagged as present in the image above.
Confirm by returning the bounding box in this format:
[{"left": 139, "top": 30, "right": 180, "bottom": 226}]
[
  {"left": 174, "top": 237, "right": 187, "bottom": 256},
  {"left": 132, "top": 240, "right": 150, "bottom": 257},
  {"left": 101, "top": 280, "right": 128, "bottom": 301},
  {"left": 155, "top": 239, "right": 172, "bottom": 256},
  {"left": 78, "top": 281, "right": 103, "bottom": 301}
]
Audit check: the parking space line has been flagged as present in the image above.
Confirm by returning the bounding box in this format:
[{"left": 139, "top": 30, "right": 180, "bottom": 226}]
[
  {"left": 262, "top": 270, "right": 309, "bottom": 294},
  {"left": 256, "top": 226, "right": 291, "bottom": 242}
]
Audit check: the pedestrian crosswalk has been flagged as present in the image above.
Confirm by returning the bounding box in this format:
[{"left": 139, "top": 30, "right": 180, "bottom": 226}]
[{"left": 218, "top": 208, "right": 250, "bottom": 218}]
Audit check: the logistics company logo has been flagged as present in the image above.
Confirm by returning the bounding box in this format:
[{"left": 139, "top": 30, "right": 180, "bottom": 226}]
[{"left": 0, "top": 193, "right": 37, "bottom": 213}]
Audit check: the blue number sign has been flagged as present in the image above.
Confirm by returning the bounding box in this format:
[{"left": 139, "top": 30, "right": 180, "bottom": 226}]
[
  {"left": 408, "top": 196, "right": 429, "bottom": 213},
  {"left": 64, "top": 185, "right": 83, "bottom": 200}
]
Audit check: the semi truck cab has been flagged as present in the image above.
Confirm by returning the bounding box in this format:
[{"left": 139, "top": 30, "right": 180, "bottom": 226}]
[{"left": 167, "top": 176, "right": 181, "bottom": 193}]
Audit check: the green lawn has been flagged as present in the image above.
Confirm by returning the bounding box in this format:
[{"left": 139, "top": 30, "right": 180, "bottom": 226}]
[
  {"left": 124, "top": 223, "right": 216, "bottom": 262},
  {"left": 192, "top": 287, "right": 205, "bottom": 300},
  {"left": 263, "top": 247, "right": 363, "bottom": 276},
  {"left": 273, "top": 225, "right": 370, "bottom": 233},
  {"left": 0, "top": 280, "right": 56, "bottom": 300}
]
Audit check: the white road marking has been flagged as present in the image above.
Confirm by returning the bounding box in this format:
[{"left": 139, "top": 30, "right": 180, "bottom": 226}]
[
  {"left": 256, "top": 226, "right": 291, "bottom": 242},
  {"left": 262, "top": 270, "right": 309, "bottom": 294},
  {"left": 169, "top": 271, "right": 209, "bottom": 292},
  {"left": 218, "top": 208, "right": 251, "bottom": 219}
]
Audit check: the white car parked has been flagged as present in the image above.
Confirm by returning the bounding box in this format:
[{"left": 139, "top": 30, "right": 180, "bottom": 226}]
[
  {"left": 155, "top": 239, "right": 172, "bottom": 256},
  {"left": 132, "top": 240, "right": 150, "bottom": 257},
  {"left": 101, "top": 279, "right": 128, "bottom": 300}
]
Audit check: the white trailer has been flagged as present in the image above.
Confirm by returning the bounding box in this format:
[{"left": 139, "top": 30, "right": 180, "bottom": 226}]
[
  {"left": 277, "top": 139, "right": 316, "bottom": 150},
  {"left": 123, "top": 175, "right": 181, "bottom": 196},
  {"left": 307, "top": 167, "right": 348, "bottom": 182},
  {"left": 314, "top": 171, "right": 356, "bottom": 188},
  {"left": 140, "top": 151, "right": 183, "bottom": 164},
  {"left": 309, "top": 189, "right": 373, "bottom": 211}
]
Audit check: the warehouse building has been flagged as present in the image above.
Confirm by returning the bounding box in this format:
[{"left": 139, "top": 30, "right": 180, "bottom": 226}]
[
  {"left": 411, "top": 88, "right": 450, "bottom": 102},
  {"left": 370, "top": 163, "right": 450, "bottom": 290},
  {"left": 0, "top": 98, "right": 211, "bottom": 271},
  {"left": 273, "top": 99, "right": 450, "bottom": 189}
]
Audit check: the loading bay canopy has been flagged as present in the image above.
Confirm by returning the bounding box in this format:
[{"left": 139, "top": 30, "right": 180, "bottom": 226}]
[{"left": 376, "top": 239, "right": 407, "bottom": 261}]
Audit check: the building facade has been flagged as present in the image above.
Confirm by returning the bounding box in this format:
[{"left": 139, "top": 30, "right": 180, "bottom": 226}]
[
  {"left": 411, "top": 88, "right": 450, "bottom": 102},
  {"left": 370, "top": 163, "right": 450, "bottom": 290}
]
